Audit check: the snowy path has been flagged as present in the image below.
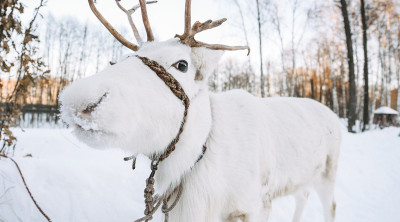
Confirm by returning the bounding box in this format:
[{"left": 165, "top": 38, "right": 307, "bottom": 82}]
[{"left": 0, "top": 127, "right": 399, "bottom": 221}]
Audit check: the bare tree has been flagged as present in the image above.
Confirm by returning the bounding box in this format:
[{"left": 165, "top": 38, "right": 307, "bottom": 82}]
[
  {"left": 329, "top": 44, "right": 340, "bottom": 114},
  {"left": 396, "top": 19, "right": 400, "bottom": 113},
  {"left": 339, "top": 0, "right": 356, "bottom": 132},
  {"left": 385, "top": 1, "right": 394, "bottom": 108},
  {"left": 271, "top": 2, "right": 287, "bottom": 96},
  {"left": 255, "top": 0, "right": 266, "bottom": 97},
  {"left": 289, "top": 0, "right": 299, "bottom": 97},
  {"left": 328, "top": 6, "right": 341, "bottom": 115},
  {"left": 232, "top": 0, "right": 256, "bottom": 95},
  {"left": 350, "top": 4, "right": 363, "bottom": 126},
  {"left": 360, "top": 0, "right": 370, "bottom": 131}
]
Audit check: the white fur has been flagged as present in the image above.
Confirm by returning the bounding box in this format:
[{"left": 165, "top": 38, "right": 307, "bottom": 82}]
[{"left": 60, "top": 38, "right": 341, "bottom": 222}]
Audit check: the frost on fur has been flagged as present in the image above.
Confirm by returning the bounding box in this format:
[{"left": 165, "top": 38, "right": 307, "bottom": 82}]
[
  {"left": 60, "top": 38, "right": 341, "bottom": 222},
  {"left": 60, "top": 0, "right": 341, "bottom": 221}
]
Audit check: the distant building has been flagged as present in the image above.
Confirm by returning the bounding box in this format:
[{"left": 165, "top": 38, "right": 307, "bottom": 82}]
[{"left": 373, "top": 106, "right": 399, "bottom": 129}]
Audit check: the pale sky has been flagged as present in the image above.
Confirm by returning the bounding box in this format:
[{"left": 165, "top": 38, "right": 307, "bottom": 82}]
[
  {"left": 39, "top": 0, "right": 248, "bottom": 48},
  {"left": 24, "top": 0, "right": 315, "bottom": 76},
  {"left": 35, "top": 0, "right": 272, "bottom": 62}
]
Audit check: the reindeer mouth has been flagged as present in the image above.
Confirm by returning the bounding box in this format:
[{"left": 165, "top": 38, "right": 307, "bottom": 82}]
[
  {"left": 75, "top": 123, "right": 104, "bottom": 134},
  {"left": 72, "top": 121, "right": 115, "bottom": 148}
]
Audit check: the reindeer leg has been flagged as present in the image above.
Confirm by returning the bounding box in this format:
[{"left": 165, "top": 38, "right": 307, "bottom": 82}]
[
  {"left": 314, "top": 155, "right": 338, "bottom": 222},
  {"left": 292, "top": 189, "right": 310, "bottom": 222}
]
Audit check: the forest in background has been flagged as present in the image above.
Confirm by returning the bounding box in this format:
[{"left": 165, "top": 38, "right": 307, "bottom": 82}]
[
  {"left": 1, "top": 0, "right": 400, "bottom": 152},
  {"left": 216, "top": 0, "right": 400, "bottom": 133}
]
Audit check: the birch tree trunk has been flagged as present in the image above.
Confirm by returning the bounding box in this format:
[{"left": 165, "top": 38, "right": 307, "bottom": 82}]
[
  {"left": 385, "top": 3, "right": 394, "bottom": 108},
  {"left": 370, "top": 77, "right": 379, "bottom": 128},
  {"left": 330, "top": 51, "right": 339, "bottom": 114},
  {"left": 290, "top": 0, "right": 299, "bottom": 97},
  {"left": 77, "top": 25, "right": 88, "bottom": 79},
  {"left": 379, "top": 45, "right": 386, "bottom": 106},
  {"left": 386, "top": 37, "right": 392, "bottom": 108},
  {"left": 256, "top": 0, "right": 265, "bottom": 97}
]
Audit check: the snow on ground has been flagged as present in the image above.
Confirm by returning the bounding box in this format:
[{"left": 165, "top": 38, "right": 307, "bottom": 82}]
[{"left": 0, "top": 126, "right": 399, "bottom": 222}]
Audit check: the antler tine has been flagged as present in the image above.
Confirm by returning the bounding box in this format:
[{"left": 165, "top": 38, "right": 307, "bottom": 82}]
[
  {"left": 200, "top": 43, "right": 250, "bottom": 56},
  {"left": 115, "top": 0, "right": 157, "bottom": 45},
  {"left": 128, "top": 0, "right": 157, "bottom": 12},
  {"left": 88, "top": 0, "right": 139, "bottom": 51},
  {"left": 175, "top": 0, "right": 249, "bottom": 55},
  {"left": 191, "top": 18, "right": 227, "bottom": 35},
  {"left": 184, "top": 0, "right": 192, "bottom": 37},
  {"left": 139, "top": 0, "right": 154, "bottom": 41},
  {"left": 115, "top": 0, "right": 143, "bottom": 44}
]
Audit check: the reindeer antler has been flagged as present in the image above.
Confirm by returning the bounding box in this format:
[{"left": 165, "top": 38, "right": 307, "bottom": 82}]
[
  {"left": 138, "top": 0, "right": 155, "bottom": 41},
  {"left": 115, "top": 0, "right": 157, "bottom": 44},
  {"left": 175, "top": 0, "right": 250, "bottom": 55},
  {"left": 88, "top": 0, "right": 157, "bottom": 51}
]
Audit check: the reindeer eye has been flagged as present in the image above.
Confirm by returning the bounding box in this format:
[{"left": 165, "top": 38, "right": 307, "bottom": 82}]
[{"left": 172, "top": 60, "right": 188, "bottom": 73}]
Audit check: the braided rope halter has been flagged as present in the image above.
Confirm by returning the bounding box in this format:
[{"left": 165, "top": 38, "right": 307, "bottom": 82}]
[
  {"left": 88, "top": 1, "right": 248, "bottom": 221},
  {"left": 126, "top": 55, "right": 205, "bottom": 222}
]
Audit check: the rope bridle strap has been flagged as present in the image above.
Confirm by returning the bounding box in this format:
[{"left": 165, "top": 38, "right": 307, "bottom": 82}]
[
  {"left": 136, "top": 56, "right": 190, "bottom": 162},
  {"left": 131, "top": 56, "right": 206, "bottom": 222},
  {"left": 0, "top": 56, "right": 206, "bottom": 222}
]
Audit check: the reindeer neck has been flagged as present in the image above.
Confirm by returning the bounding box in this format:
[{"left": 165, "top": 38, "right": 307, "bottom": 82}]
[{"left": 154, "top": 89, "right": 212, "bottom": 194}]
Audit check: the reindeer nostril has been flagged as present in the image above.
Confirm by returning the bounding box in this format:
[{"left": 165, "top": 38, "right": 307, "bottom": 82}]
[
  {"left": 82, "top": 104, "right": 97, "bottom": 114},
  {"left": 81, "top": 93, "right": 108, "bottom": 114}
]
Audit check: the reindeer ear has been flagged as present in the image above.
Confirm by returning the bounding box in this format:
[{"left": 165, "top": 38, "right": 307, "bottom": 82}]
[{"left": 191, "top": 47, "right": 224, "bottom": 82}]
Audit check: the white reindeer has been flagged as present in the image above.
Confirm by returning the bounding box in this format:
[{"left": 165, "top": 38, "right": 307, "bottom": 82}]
[{"left": 60, "top": 0, "right": 341, "bottom": 221}]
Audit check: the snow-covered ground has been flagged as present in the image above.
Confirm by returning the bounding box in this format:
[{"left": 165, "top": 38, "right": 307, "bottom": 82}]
[{"left": 0, "top": 126, "right": 399, "bottom": 221}]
